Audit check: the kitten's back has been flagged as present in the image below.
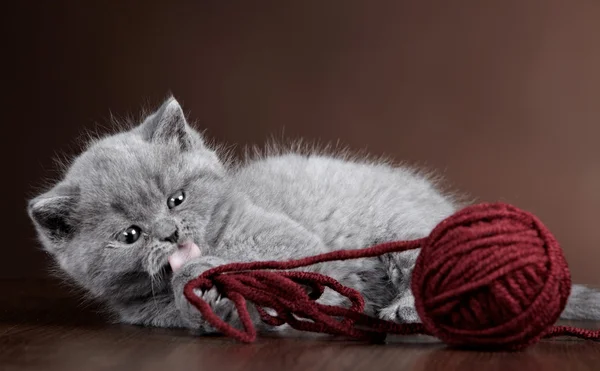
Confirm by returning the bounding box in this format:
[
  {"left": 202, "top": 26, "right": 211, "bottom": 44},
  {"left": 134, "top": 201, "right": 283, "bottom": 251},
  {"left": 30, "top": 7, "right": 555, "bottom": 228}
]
[{"left": 234, "top": 153, "right": 457, "bottom": 249}]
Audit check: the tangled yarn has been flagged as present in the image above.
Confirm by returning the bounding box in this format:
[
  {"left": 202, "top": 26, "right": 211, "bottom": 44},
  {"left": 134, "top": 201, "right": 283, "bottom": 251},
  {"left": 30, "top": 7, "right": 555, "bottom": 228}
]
[{"left": 184, "top": 202, "right": 599, "bottom": 350}]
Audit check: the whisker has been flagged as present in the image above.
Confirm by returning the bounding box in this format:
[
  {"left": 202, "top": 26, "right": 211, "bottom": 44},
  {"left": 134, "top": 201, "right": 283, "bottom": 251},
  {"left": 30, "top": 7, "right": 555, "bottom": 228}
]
[
  {"left": 149, "top": 253, "right": 162, "bottom": 311},
  {"left": 150, "top": 277, "right": 159, "bottom": 312}
]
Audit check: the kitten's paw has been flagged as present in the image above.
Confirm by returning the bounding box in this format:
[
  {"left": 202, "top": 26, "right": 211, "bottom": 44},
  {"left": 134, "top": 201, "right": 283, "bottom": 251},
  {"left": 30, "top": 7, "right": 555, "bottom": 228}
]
[
  {"left": 172, "top": 256, "right": 237, "bottom": 332},
  {"left": 194, "top": 286, "right": 237, "bottom": 329},
  {"left": 378, "top": 294, "right": 421, "bottom": 324}
]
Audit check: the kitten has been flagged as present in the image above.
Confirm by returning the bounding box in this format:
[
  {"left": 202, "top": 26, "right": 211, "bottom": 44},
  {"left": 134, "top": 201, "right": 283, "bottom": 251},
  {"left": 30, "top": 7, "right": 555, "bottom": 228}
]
[{"left": 28, "top": 97, "right": 600, "bottom": 333}]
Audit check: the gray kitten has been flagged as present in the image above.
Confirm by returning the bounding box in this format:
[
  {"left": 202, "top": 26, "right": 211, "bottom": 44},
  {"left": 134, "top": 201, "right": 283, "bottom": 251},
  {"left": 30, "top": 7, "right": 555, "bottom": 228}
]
[{"left": 28, "top": 97, "right": 600, "bottom": 335}]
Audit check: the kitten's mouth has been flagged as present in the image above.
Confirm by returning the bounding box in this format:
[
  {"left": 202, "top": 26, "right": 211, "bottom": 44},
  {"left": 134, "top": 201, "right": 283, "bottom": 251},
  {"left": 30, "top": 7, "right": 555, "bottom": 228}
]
[{"left": 168, "top": 241, "right": 202, "bottom": 272}]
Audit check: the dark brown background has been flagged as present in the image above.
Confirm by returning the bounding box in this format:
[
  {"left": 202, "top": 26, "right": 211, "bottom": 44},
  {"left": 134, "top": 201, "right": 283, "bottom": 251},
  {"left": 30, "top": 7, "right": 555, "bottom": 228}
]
[{"left": 6, "top": 1, "right": 600, "bottom": 285}]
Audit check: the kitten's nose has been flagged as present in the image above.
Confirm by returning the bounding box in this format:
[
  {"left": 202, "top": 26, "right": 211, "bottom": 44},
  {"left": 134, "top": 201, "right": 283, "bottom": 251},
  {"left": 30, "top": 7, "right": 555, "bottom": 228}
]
[{"left": 154, "top": 219, "right": 180, "bottom": 243}]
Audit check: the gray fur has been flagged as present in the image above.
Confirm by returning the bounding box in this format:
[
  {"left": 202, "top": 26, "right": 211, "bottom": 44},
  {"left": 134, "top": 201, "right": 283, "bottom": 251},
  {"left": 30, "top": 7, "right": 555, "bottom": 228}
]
[
  {"left": 28, "top": 97, "right": 600, "bottom": 335},
  {"left": 561, "top": 284, "right": 600, "bottom": 320}
]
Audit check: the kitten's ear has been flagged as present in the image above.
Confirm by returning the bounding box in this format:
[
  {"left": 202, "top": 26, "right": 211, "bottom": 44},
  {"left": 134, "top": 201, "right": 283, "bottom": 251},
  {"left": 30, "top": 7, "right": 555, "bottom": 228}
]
[
  {"left": 140, "top": 97, "right": 205, "bottom": 151},
  {"left": 28, "top": 183, "right": 80, "bottom": 251}
]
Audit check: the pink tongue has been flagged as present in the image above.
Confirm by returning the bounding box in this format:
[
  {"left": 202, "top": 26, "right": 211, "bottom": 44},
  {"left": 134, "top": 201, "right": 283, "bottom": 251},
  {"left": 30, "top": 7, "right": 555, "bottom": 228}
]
[{"left": 168, "top": 241, "right": 201, "bottom": 272}]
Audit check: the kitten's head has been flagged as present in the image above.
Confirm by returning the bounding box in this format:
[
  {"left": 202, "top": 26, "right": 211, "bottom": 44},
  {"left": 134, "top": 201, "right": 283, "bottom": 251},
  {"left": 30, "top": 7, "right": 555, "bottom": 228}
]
[{"left": 28, "top": 97, "right": 225, "bottom": 300}]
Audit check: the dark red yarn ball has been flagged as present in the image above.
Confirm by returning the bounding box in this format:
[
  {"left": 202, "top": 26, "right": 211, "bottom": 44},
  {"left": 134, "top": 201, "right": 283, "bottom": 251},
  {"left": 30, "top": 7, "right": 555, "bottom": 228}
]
[{"left": 411, "top": 203, "right": 572, "bottom": 349}]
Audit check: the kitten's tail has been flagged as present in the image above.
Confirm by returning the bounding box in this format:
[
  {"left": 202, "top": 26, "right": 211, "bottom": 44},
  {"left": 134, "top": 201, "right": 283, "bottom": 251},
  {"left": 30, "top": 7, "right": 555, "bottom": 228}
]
[{"left": 559, "top": 284, "right": 600, "bottom": 320}]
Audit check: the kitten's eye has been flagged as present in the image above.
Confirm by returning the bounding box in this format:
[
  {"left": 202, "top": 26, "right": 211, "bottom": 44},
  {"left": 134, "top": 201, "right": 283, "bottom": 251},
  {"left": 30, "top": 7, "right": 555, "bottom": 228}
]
[
  {"left": 167, "top": 190, "right": 186, "bottom": 209},
  {"left": 117, "top": 225, "right": 142, "bottom": 244}
]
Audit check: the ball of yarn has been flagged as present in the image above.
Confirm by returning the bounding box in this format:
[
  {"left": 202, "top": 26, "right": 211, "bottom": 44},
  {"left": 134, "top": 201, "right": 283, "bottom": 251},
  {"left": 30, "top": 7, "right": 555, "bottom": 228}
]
[{"left": 411, "top": 203, "right": 571, "bottom": 350}]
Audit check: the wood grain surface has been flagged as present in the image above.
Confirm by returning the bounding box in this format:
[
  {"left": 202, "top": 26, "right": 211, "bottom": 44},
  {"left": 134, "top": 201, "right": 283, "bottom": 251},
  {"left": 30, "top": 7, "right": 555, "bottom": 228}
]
[{"left": 1, "top": 279, "right": 599, "bottom": 371}]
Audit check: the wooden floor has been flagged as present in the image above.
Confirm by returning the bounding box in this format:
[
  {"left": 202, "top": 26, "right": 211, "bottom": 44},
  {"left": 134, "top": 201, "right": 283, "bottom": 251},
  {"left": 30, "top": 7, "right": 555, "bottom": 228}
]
[{"left": 2, "top": 279, "right": 599, "bottom": 371}]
